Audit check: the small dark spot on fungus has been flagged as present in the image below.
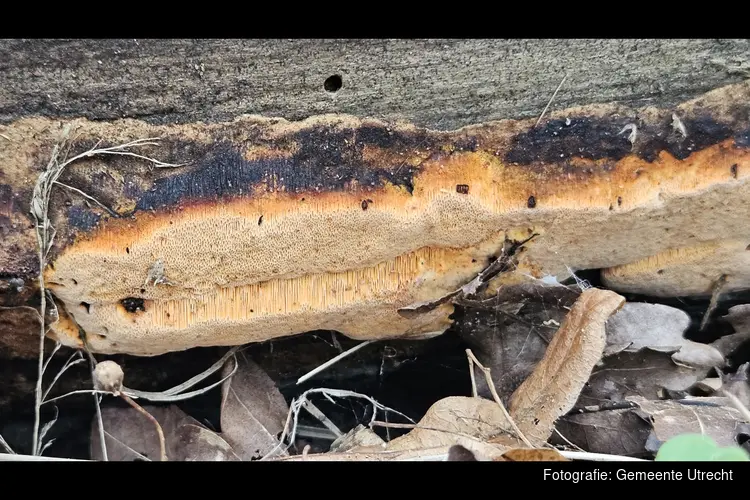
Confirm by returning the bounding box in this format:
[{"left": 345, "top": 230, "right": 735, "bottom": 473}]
[
  {"left": 140, "top": 288, "right": 146, "bottom": 294},
  {"left": 71, "top": 279, "right": 78, "bottom": 285},
  {"left": 657, "top": 269, "right": 664, "bottom": 275},
  {"left": 533, "top": 418, "right": 540, "bottom": 425},
  {"left": 250, "top": 309, "right": 254, "bottom": 313},
  {"left": 471, "top": 259, "right": 477, "bottom": 263},
  {"left": 121, "top": 297, "right": 145, "bottom": 313},
  {"left": 617, "top": 196, "right": 623, "bottom": 206},
  {"left": 361, "top": 199, "right": 373, "bottom": 210},
  {"left": 456, "top": 184, "right": 470, "bottom": 194},
  {"left": 324, "top": 74, "right": 343, "bottom": 93},
  {"left": 258, "top": 215, "right": 263, "bottom": 225},
  {"left": 166, "top": 312, "right": 170, "bottom": 318},
  {"left": 527, "top": 195, "right": 537, "bottom": 208},
  {"left": 731, "top": 163, "right": 738, "bottom": 179},
  {"left": 80, "top": 302, "right": 91, "bottom": 313},
  {"left": 126, "top": 247, "right": 130, "bottom": 254},
  {"left": 609, "top": 204, "right": 613, "bottom": 211}
]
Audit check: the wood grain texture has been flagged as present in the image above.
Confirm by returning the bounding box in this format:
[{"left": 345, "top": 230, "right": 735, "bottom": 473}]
[{"left": 1, "top": 39, "right": 749, "bottom": 129}]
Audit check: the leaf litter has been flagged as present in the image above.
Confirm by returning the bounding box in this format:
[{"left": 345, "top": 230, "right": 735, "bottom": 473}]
[{"left": 70, "top": 271, "right": 750, "bottom": 461}]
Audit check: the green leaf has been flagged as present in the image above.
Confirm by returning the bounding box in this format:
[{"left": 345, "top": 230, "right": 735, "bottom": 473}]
[{"left": 655, "top": 433, "right": 750, "bottom": 461}]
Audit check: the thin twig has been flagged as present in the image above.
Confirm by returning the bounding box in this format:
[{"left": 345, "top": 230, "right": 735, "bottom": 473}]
[
  {"left": 302, "top": 401, "right": 343, "bottom": 437},
  {"left": 42, "top": 351, "right": 86, "bottom": 401},
  {"left": 553, "top": 428, "right": 584, "bottom": 451},
  {"left": 53, "top": 181, "right": 118, "bottom": 216},
  {"left": 0, "top": 433, "right": 14, "bottom": 454},
  {"left": 466, "top": 349, "right": 533, "bottom": 448},
  {"left": 0, "top": 453, "right": 89, "bottom": 462},
  {"left": 296, "top": 341, "right": 374, "bottom": 385},
  {"left": 121, "top": 394, "right": 167, "bottom": 461},
  {"left": 468, "top": 354, "right": 478, "bottom": 398},
  {"left": 535, "top": 73, "right": 568, "bottom": 128},
  {"left": 263, "top": 387, "right": 413, "bottom": 460},
  {"left": 700, "top": 274, "right": 727, "bottom": 331},
  {"left": 40, "top": 342, "right": 62, "bottom": 377},
  {"left": 80, "top": 332, "right": 107, "bottom": 461},
  {"left": 371, "top": 420, "right": 417, "bottom": 430},
  {"left": 42, "top": 389, "right": 113, "bottom": 404}
]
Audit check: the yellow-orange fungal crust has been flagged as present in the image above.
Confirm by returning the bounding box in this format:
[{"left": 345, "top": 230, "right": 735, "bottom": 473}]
[{"left": 44, "top": 139, "right": 750, "bottom": 355}]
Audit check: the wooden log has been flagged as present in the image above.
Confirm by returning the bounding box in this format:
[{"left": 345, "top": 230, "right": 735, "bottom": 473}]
[{"left": 1, "top": 40, "right": 749, "bottom": 358}]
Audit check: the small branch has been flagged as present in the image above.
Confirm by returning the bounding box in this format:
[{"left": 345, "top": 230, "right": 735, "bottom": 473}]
[
  {"left": 81, "top": 331, "right": 108, "bottom": 461},
  {"left": 0, "top": 433, "right": 14, "bottom": 454},
  {"left": 700, "top": 274, "right": 727, "bottom": 332},
  {"left": 297, "top": 341, "right": 374, "bottom": 385},
  {"left": 535, "top": 73, "right": 568, "bottom": 128},
  {"left": 468, "top": 354, "right": 478, "bottom": 398},
  {"left": 42, "top": 350, "right": 85, "bottom": 402},
  {"left": 553, "top": 428, "right": 584, "bottom": 451},
  {"left": 466, "top": 349, "right": 533, "bottom": 448},
  {"left": 42, "top": 389, "right": 112, "bottom": 405},
  {"left": 301, "top": 400, "right": 344, "bottom": 437},
  {"left": 567, "top": 401, "right": 638, "bottom": 414},
  {"left": 53, "top": 181, "right": 119, "bottom": 217},
  {"left": 121, "top": 394, "right": 167, "bottom": 462}
]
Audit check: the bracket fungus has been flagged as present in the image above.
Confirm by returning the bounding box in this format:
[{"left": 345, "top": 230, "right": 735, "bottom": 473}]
[{"left": 1, "top": 82, "right": 749, "bottom": 356}]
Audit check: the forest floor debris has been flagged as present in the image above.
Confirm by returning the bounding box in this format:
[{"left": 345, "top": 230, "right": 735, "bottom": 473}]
[{"left": 2, "top": 276, "right": 750, "bottom": 461}]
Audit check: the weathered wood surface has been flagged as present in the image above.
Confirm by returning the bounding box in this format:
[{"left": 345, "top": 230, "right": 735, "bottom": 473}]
[
  {"left": 1, "top": 39, "right": 749, "bottom": 129},
  {"left": 1, "top": 40, "right": 749, "bottom": 358}
]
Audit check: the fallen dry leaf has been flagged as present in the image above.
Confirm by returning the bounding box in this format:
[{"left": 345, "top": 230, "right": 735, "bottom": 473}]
[
  {"left": 171, "top": 423, "right": 240, "bottom": 461},
  {"left": 711, "top": 330, "right": 750, "bottom": 363},
  {"left": 456, "top": 280, "right": 579, "bottom": 404},
  {"left": 604, "top": 302, "right": 725, "bottom": 368},
  {"left": 330, "top": 424, "right": 385, "bottom": 453},
  {"left": 385, "top": 395, "right": 519, "bottom": 459},
  {"left": 553, "top": 407, "right": 652, "bottom": 457},
  {"left": 725, "top": 304, "right": 750, "bottom": 333},
  {"left": 509, "top": 288, "right": 625, "bottom": 446},
  {"left": 712, "top": 305, "right": 750, "bottom": 365},
  {"left": 498, "top": 447, "right": 568, "bottom": 461},
  {"left": 91, "top": 404, "right": 239, "bottom": 461},
  {"left": 220, "top": 350, "right": 289, "bottom": 460},
  {"left": 721, "top": 362, "right": 750, "bottom": 409},
  {"left": 580, "top": 349, "right": 712, "bottom": 405},
  {"left": 630, "top": 396, "right": 750, "bottom": 453}
]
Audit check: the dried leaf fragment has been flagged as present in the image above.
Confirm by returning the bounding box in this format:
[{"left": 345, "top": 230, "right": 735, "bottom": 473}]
[
  {"left": 385, "top": 395, "right": 518, "bottom": 459},
  {"left": 219, "top": 351, "right": 289, "bottom": 460},
  {"left": 630, "top": 396, "right": 750, "bottom": 453},
  {"left": 91, "top": 404, "right": 237, "bottom": 461},
  {"left": 510, "top": 288, "right": 625, "bottom": 446},
  {"left": 604, "top": 302, "right": 724, "bottom": 369}
]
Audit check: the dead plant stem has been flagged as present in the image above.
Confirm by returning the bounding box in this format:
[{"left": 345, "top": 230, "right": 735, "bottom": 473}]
[{"left": 466, "top": 349, "right": 533, "bottom": 448}]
